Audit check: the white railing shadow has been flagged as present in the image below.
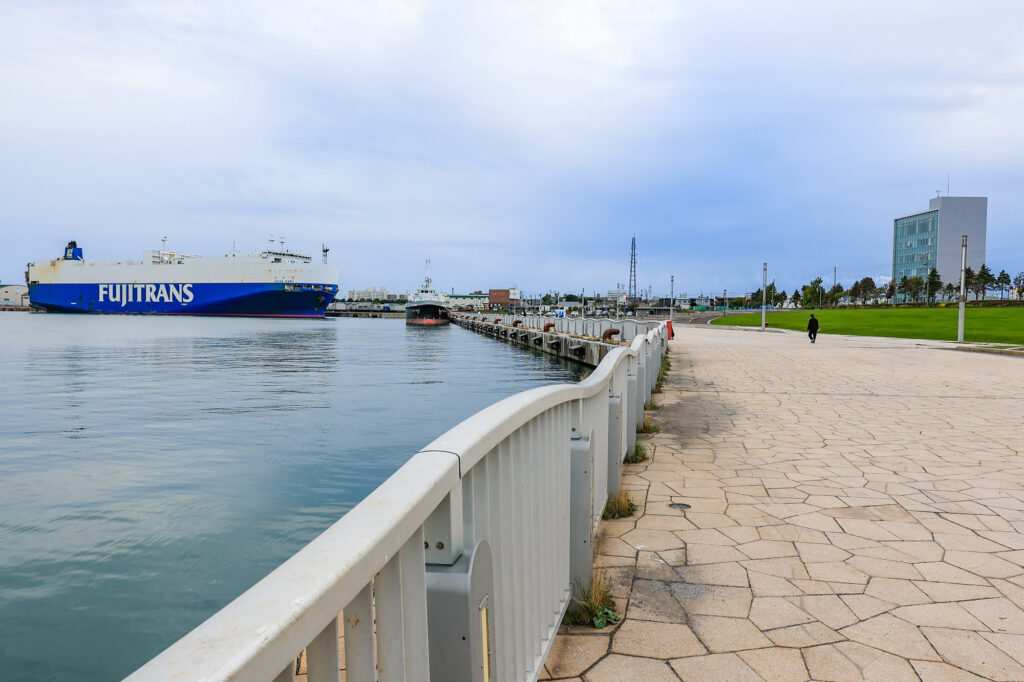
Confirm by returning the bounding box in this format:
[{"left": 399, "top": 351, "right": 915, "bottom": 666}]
[{"left": 128, "top": 321, "right": 668, "bottom": 682}]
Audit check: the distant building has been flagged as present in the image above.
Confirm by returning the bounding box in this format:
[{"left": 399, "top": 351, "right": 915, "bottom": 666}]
[
  {"left": 488, "top": 288, "right": 522, "bottom": 308},
  {"left": 449, "top": 293, "right": 489, "bottom": 309},
  {"left": 348, "top": 286, "right": 391, "bottom": 301},
  {"left": 892, "top": 196, "right": 987, "bottom": 291},
  {"left": 607, "top": 284, "right": 627, "bottom": 302},
  {"left": 0, "top": 284, "right": 29, "bottom": 307}
]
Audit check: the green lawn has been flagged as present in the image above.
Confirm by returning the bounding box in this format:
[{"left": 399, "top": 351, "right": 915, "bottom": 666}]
[{"left": 710, "top": 307, "right": 1024, "bottom": 344}]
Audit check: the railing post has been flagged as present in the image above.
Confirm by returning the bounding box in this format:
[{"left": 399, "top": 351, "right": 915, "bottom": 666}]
[
  {"left": 637, "top": 352, "right": 648, "bottom": 422},
  {"left": 306, "top": 617, "right": 340, "bottom": 682},
  {"left": 636, "top": 352, "right": 647, "bottom": 412},
  {"left": 647, "top": 341, "right": 657, "bottom": 402},
  {"left": 425, "top": 488, "right": 464, "bottom": 566},
  {"left": 626, "top": 368, "right": 637, "bottom": 455},
  {"left": 344, "top": 585, "right": 375, "bottom": 681},
  {"left": 607, "top": 394, "right": 622, "bottom": 499},
  {"left": 586, "top": 393, "right": 610, "bottom": 532},
  {"left": 569, "top": 429, "right": 594, "bottom": 600},
  {"left": 425, "top": 540, "right": 494, "bottom": 682},
  {"left": 400, "top": 530, "right": 430, "bottom": 682}
]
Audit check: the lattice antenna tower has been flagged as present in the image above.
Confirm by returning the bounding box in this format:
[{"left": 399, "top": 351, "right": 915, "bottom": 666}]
[{"left": 628, "top": 235, "right": 637, "bottom": 302}]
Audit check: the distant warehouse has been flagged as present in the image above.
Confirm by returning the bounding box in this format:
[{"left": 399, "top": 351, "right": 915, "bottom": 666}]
[
  {"left": 0, "top": 284, "right": 30, "bottom": 308},
  {"left": 489, "top": 288, "right": 522, "bottom": 308},
  {"left": 449, "top": 293, "right": 489, "bottom": 309},
  {"left": 892, "top": 196, "right": 987, "bottom": 290}
]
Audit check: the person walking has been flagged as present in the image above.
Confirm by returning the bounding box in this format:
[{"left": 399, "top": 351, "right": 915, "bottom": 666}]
[{"left": 807, "top": 313, "right": 819, "bottom": 343}]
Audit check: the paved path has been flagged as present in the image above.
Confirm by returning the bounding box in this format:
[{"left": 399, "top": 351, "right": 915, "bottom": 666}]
[
  {"left": 542, "top": 327, "right": 1024, "bottom": 681},
  {"left": 676, "top": 311, "right": 750, "bottom": 325}
]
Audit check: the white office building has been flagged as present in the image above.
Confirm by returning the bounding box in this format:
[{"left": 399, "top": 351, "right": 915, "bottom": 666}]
[{"left": 892, "top": 196, "right": 987, "bottom": 287}]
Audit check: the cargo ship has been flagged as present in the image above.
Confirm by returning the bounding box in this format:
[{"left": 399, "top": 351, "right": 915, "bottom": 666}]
[
  {"left": 26, "top": 241, "right": 339, "bottom": 317},
  {"left": 405, "top": 262, "right": 450, "bottom": 326}
]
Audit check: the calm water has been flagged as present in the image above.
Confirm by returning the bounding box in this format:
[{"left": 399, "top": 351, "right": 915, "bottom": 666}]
[{"left": 0, "top": 313, "right": 586, "bottom": 681}]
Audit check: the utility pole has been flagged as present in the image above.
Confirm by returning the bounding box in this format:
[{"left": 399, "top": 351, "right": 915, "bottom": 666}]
[
  {"left": 957, "top": 235, "right": 968, "bottom": 342},
  {"left": 833, "top": 266, "right": 837, "bottom": 290},
  {"left": 762, "top": 263, "right": 768, "bottom": 330},
  {"left": 628, "top": 236, "right": 637, "bottom": 304}
]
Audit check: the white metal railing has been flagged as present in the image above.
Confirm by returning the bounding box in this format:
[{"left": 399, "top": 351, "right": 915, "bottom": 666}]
[{"left": 128, "top": 322, "right": 668, "bottom": 682}]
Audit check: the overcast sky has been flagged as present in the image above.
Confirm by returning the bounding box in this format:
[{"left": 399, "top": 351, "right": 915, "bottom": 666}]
[{"left": 3, "top": 1, "right": 1023, "bottom": 297}]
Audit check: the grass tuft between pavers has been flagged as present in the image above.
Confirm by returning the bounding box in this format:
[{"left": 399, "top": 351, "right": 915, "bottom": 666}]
[
  {"left": 625, "top": 443, "right": 648, "bottom": 464},
  {"left": 603, "top": 489, "right": 638, "bottom": 519},
  {"left": 563, "top": 573, "right": 620, "bottom": 629}
]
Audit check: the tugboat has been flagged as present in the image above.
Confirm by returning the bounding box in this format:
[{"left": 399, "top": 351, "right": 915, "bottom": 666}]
[{"left": 405, "top": 260, "right": 450, "bottom": 326}]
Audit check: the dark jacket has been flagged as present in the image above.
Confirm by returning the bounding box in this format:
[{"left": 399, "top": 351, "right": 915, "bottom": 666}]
[{"left": 807, "top": 317, "right": 820, "bottom": 332}]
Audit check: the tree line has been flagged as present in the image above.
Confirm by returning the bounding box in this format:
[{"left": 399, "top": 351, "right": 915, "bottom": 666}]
[{"left": 742, "top": 266, "right": 1024, "bottom": 309}]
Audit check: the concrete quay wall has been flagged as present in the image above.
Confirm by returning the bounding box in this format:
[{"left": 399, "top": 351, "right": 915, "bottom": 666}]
[{"left": 451, "top": 315, "right": 622, "bottom": 367}]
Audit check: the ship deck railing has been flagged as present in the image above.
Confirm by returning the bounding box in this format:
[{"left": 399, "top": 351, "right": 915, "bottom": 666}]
[{"left": 128, "top": 318, "right": 669, "bottom": 682}]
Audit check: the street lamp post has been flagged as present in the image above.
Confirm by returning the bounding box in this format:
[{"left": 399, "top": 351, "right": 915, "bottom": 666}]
[
  {"left": 670, "top": 275, "right": 674, "bottom": 326},
  {"left": 762, "top": 263, "right": 767, "bottom": 330},
  {"left": 957, "top": 235, "right": 968, "bottom": 342}
]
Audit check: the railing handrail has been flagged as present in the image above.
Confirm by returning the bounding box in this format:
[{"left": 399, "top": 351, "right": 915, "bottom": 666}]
[
  {"left": 129, "top": 321, "right": 668, "bottom": 681},
  {"left": 421, "top": 345, "right": 631, "bottom": 473}
]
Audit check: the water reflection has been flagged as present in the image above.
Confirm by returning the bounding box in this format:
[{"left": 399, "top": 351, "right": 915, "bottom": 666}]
[{"left": 0, "top": 315, "right": 585, "bottom": 680}]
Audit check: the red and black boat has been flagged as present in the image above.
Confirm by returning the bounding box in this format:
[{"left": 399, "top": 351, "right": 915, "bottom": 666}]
[{"left": 405, "top": 262, "right": 450, "bottom": 326}]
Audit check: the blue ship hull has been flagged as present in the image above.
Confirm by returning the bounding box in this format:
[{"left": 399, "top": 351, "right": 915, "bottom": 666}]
[{"left": 29, "top": 282, "right": 338, "bottom": 317}]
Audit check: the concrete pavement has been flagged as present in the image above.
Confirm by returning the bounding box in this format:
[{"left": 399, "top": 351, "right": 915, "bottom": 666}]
[{"left": 542, "top": 326, "right": 1024, "bottom": 681}]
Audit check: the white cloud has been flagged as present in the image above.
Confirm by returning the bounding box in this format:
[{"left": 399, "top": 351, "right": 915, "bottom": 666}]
[{"left": 2, "top": 1, "right": 1023, "bottom": 292}]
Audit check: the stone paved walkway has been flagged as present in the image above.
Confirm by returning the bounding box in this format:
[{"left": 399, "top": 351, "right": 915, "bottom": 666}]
[{"left": 542, "top": 326, "right": 1024, "bottom": 681}]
